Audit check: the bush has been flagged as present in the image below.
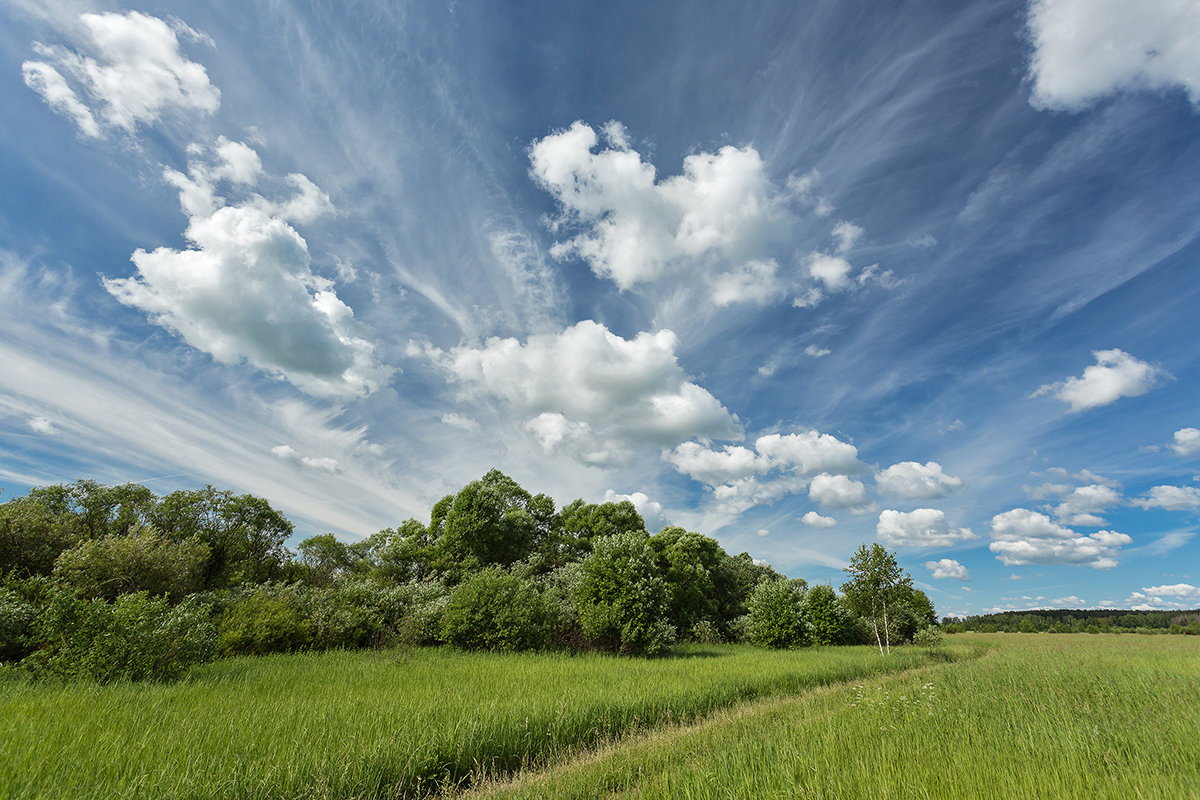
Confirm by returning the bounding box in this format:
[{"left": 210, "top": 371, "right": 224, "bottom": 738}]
[
  {"left": 21, "top": 591, "right": 215, "bottom": 682},
  {"left": 746, "top": 579, "right": 810, "bottom": 649},
  {"left": 0, "top": 588, "right": 38, "bottom": 662},
  {"left": 689, "top": 619, "right": 724, "bottom": 644},
  {"left": 394, "top": 580, "right": 450, "bottom": 646},
  {"left": 806, "top": 584, "right": 854, "bottom": 645},
  {"left": 218, "top": 586, "right": 311, "bottom": 656},
  {"left": 440, "top": 567, "right": 551, "bottom": 652},
  {"left": 575, "top": 531, "right": 673, "bottom": 656},
  {"left": 52, "top": 530, "right": 209, "bottom": 601},
  {"left": 913, "top": 625, "right": 944, "bottom": 648}
]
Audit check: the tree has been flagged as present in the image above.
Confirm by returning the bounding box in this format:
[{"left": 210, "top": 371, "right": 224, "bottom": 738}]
[
  {"left": 746, "top": 578, "right": 810, "bottom": 648},
  {"left": 648, "top": 527, "right": 740, "bottom": 638},
  {"left": 295, "top": 533, "right": 355, "bottom": 585},
  {"left": 841, "top": 543, "right": 912, "bottom": 655},
  {"left": 574, "top": 530, "right": 673, "bottom": 655},
  {"left": 52, "top": 528, "right": 210, "bottom": 601},
  {"left": 806, "top": 584, "right": 854, "bottom": 645}
]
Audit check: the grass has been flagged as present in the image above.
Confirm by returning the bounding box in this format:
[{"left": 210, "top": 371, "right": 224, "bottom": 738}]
[
  {"left": 472, "top": 634, "right": 1200, "bottom": 800},
  {"left": 0, "top": 642, "right": 940, "bottom": 799}
]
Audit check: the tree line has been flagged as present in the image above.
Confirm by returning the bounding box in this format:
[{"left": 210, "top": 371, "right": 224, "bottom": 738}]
[
  {"left": 0, "top": 471, "right": 936, "bottom": 682},
  {"left": 944, "top": 609, "right": 1200, "bottom": 635}
]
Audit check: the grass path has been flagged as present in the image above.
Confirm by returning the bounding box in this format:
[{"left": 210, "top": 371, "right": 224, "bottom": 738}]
[{"left": 469, "top": 634, "right": 1200, "bottom": 800}]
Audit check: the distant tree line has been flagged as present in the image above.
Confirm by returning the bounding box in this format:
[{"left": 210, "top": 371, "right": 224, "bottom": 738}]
[
  {"left": 1, "top": 472, "right": 936, "bottom": 682},
  {"left": 943, "top": 609, "right": 1200, "bottom": 635}
]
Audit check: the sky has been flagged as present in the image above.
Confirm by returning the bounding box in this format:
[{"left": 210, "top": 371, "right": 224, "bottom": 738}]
[{"left": 2, "top": 0, "right": 1199, "bottom": 617}]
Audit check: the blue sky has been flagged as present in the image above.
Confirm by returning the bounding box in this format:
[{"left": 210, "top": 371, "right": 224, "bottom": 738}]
[{"left": 2, "top": 0, "right": 1198, "bottom": 616}]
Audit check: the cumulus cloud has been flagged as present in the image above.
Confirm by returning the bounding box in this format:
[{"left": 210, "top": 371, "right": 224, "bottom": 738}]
[
  {"left": 1032, "top": 349, "right": 1166, "bottom": 412},
  {"left": 603, "top": 489, "right": 669, "bottom": 532},
  {"left": 1050, "top": 484, "right": 1123, "bottom": 526},
  {"left": 665, "top": 430, "right": 864, "bottom": 516},
  {"left": 809, "top": 473, "right": 869, "bottom": 509},
  {"left": 1131, "top": 485, "right": 1200, "bottom": 511},
  {"left": 801, "top": 511, "right": 838, "bottom": 529},
  {"left": 104, "top": 141, "right": 386, "bottom": 399},
  {"left": 988, "top": 508, "right": 1131, "bottom": 568},
  {"left": 877, "top": 508, "right": 977, "bottom": 548},
  {"left": 271, "top": 444, "right": 340, "bottom": 474},
  {"left": 1027, "top": 0, "right": 1200, "bottom": 111},
  {"left": 22, "top": 11, "right": 219, "bottom": 137},
  {"left": 1126, "top": 583, "right": 1200, "bottom": 610},
  {"left": 1172, "top": 427, "right": 1200, "bottom": 456},
  {"left": 875, "top": 461, "right": 963, "bottom": 500},
  {"left": 427, "top": 320, "right": 738, "bottom": 462},
  {"left": 529, "top": 121, "right": 801, "bottom": 305},
  {"left": 924, "top": 558, "right": 971, "bottom": 581}
]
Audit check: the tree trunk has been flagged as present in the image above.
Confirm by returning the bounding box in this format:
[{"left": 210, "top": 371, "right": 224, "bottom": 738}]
[
  {"left": 872, "top": 616, "right": 884, "bottom": 655},
  {"left": 882, "top": 602, "right": 891, "bottom": 655}
]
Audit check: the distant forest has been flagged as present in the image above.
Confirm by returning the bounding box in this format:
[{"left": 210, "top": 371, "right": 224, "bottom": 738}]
[{"left": 944, "top": 609, "right": 1200, "bottom": 635}]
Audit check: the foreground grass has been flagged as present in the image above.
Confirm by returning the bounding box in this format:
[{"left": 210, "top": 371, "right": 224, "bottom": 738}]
[
  {"left": 474, "top": 634, "right": 1200, "bottom": 800},
  {"left": 0, "top": 643, "right": 941, "bottom": 799}
]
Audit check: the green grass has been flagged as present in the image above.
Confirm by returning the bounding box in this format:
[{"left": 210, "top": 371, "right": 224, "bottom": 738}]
[
  {"left": 473, "top": 634, "right": 1200, "bottom": 800},
  {"left": 0, "top": 643, "right": 939, "bottom": 799}
]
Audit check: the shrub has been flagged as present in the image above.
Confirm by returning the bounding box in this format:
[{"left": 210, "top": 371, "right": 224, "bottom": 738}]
[
  {"left": 394, "top": 580, "right": 450, "bottom": 646},
  {"left": 21, "top": 590, "right": 216, "bottom": 682},
  {"left": 913, "top": 625, "right": 944, "bottom": 648},
  {"left": 0, "top": 588, "right": 38, "bottom": 662},
  {"left": 575, "top": 531, "right": 673, "bottom": 656},
  {"left": 806, "top": 584, "right": 854, "bottom": 645},
  {"left": 689, "top": 619, "right": 724, "bottom": 644},
  {"left": 440, "top": 567, "right": 551, "bottom": 652},
  {"left": 218, "top": 586, "right": 311, "bottom": 656},
  {"left": 746, "top": 579, "right": 810, "bottom": 649},
  {"left": 52, "top": 530, "right": 209, "bottom": 601}
]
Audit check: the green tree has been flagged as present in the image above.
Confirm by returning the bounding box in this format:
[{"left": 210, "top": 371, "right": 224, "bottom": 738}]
[
  {"left": 841, "top": 543, "right": 912, "bottom": 655},
  {"left": 0, "top": 494, "right": 82, "bottom": 577},
  {"left": 295, "top": 533, "right": 355, "bottom": 585},
  {"left": 574, "top": 530, "right": 673, "bottom": 655},
  {"left": 440, "top": 566, "right": 551, "bottom": 652},
  {"left": 746, "top": 578, "right": 810, "bottom": 648},
  {"left": 806, "top": 583, "right": 854, "bottom": 645},
  {"left": 648, "top": 527, "right": 740, "bottom": 638},
  {"left": 52, "top": 528, "right": 210, "bottom": 601}
]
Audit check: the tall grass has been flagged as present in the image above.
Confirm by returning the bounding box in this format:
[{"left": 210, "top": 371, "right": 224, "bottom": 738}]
[
  {"left": 477, "top": 634, "right": 1200, "bottom": 800},
  {"left": 1, "top": 643, "right": 937, "bottom": 799}
]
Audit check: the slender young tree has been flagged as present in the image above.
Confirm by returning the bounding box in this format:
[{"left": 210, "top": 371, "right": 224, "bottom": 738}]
[{"left": 841, "top": 543, "right": 912, "bottom": 655}]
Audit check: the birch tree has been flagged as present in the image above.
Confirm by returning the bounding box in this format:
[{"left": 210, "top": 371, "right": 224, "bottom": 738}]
[{"left": 841, "top": 542, "right": 911, "bottom": 655}]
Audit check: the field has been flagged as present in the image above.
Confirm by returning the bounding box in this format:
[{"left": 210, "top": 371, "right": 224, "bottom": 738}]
[{"left": 3, "top": 635, "right": 1197, "bottom": 799}]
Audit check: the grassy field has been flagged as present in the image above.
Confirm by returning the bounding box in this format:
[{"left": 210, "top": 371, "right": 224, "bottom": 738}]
[
  {"left": 0, "top": 643, "right": 939, "bottom": 799},
  {"left": 474, "top": 634, "right": 1200, "bottom": 800}
]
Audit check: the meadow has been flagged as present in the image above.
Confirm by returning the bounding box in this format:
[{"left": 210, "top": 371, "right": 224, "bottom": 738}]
[
  {"left": 0, "top": 642, "right": 938, "bottom": 799},
  {"left": 475, "top": 634, "right": 1200, "bottom": 800}
]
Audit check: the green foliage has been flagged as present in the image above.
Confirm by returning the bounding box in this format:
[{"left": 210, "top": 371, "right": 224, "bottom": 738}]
[
  {"left": 428, "top": 470, "right": 553, "bottom": 581},
  {"left": 575, "top": 531, "right": 674, "bottom": 655},
  {"left": 806, "top": 584, "right": 854, "bottom": 645},
  {"left": 913, "top": 625, "right": 944, "bottom": 648},
  {"left": 440, "top": 567, "right": 551, "bottom": 652},
  {"left": 557, "top": 498, "right": 645, "bottom": 561},
  {"left": 393, "top": 579, "right": 451, "bottom": 646},
  {"left": 0, "top": 495, "right": 82, "bottom": 577},
  {"left": 841, "top": 543, "right": 913, "bottom": 654},
  {"left": 51, "top": 529, "right": 209, "bottom": 601},
  {"left": 217, "top": 586, "right": 311, "bottom": 656},
  {"left": 21, "top": 590, "right": 215, "bottom": 682},
  {"left": 649, "top": 527, "right": 740, "bottom": 639},
  {"left": 688, "top": 619, "right": 723, "bottom": 644},
  {"left": 746, "top": 579, "right": 810, "bottom": 648}
]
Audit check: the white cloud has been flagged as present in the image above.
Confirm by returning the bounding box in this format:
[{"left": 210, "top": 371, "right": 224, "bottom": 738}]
[
  {"left": 809, "top": 473, "right": 868, "bottom": 509},
  {"left": 22, "top": 11, "right": 219, "bottom": 137},
  {"left": 1050, "top": 596, "right": 1087, "bottom": 608},
  {"left": 875, "top": 461, "right": 963, "bottom": 500},
  {"left": 1172, "top": 427, "right": 1200, "bottom": 456},
  {"left": 105, "top": 142, "right": 385, "bottom": 399},
  {"left": 831, "top": 221, "right": 864, "bottom": 253},
  {"left": 27, "top": 416, "right": 58, "bottom": 435},
  {"left": 801, "top": 511, "right": 838, "bottom": 529},
  {"left": 1027, "top": 0, "right": 1200, "bottom": 111},
  {"left": 805, "top": 252, "right": 854, "bottom": 292},
  {"left": 1051, "top": 484, "right": 1123, "bottom": 526},
  {"left": 988, "top": 508, "right": 1131, "bottom": 568},
  {"left": 877, "top": 508, "right": 977, "bottom": 548},
  {"left": 430, "top": 320, "right": 738, "bottom": 462},
  {"left": 271, "top": 444, "right": 341, "bottom": 474},
  {"left": 1032, "top": 349, "right": 1166, "bottom": 412},
  {"left": 756, "top": 528, "right": 770, "bottom": 537},
  {"left": 804, "top": 345, "right": 830, "bottom": 358},
  {"left": 668, "top": 442, "right": 764, "bottom": 485},
  {"left": 924, "top": 558, "right": 970, "bottom": 581},
  {"left": 754, "top": 431, "right": 863, "bottom": 475},
  {"left": 1125, "top": 583, "right": 1200, "bottom": 610},
  {"left": 603, "top": 489, "right": 669, "bottom": 532},
  {"left": 440, "top": 412, "right": 479, "bottom": 432},
  {"left": 1131, "top": 485, "right": 1200, "bottom": 511},
  {"left": 529, "top": 121, "right": 795, "bottom": 304}
]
